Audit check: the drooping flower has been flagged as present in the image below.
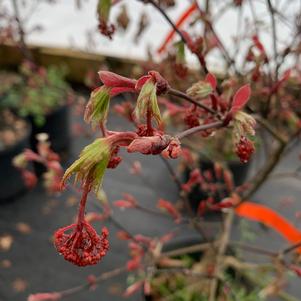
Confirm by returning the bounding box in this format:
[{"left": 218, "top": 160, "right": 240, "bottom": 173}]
[{"left": 54, "top": 221, "right": 109, "bottom": 267}]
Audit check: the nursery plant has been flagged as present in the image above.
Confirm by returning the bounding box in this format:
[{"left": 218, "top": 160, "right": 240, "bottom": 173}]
[
  {"left": 3, "top": 61, "right": 71, "bottom": 126},
  {"left": 0, "top": 0, "right": 73, "bottom": 152},
  {"left": 26, "top": 0, "right": 301, "bottom": 301},
  {"left": 0, "top": 71, "right": 32, "bottom": 201}
]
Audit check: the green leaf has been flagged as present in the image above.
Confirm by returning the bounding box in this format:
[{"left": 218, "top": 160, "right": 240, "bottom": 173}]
[
  {"left": 84, "top": 87, "right": 111, "bottom": 128},
  {"left": 134, "top": 79, "right": 162, "bottom": 125},
  {"left": 62, "top": 138, "right": 111, "bottom": 192}
]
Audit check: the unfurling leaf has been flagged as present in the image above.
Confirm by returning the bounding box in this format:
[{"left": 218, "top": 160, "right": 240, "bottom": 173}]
[
  {"left": 186, "top": 81, "right": 213, "bottom": 99},
  {"left": 134, "top": 79, "right": 162, "bottom": 125},
  {"left": 61, "top": 138, "right": 112, "bottom": 192},
  {"left": 84, "top": 87, "right": 111, "bottom": 129}
]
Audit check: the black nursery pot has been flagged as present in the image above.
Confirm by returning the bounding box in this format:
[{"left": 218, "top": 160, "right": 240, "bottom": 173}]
[
  {"left": 30, "top": 104, "right": 70, "bottom": 154},
  {"left": 0, "top": 125, "right": 31, "bottom": 202},
  {"left": 29, "top": 104, "right": 70, "bottom": 176},
  {"left": 186, "top": 159, "right": 250, "bottom": 213}
]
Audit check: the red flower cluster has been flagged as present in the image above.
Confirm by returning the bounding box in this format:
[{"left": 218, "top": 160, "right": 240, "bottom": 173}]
[
  {"left": 54, "top": 222, "right": 109, "bottom": 267},
  {"left": 235, "top": 136, "right": 255, "bottom": 163}
]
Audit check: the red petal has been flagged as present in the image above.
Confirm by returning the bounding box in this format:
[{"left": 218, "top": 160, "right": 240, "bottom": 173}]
[
  {"left": 205, "top": 73, "right": 217, "bottom": 89},
  {"left": 231, "top": 84, "right": 251, "bottom": 113},
  {"left": 98, "top": 71, "right": 136, "bottom": 88}
]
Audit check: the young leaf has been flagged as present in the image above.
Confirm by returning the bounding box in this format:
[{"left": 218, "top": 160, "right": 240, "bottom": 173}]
[
  {"left": 84, "top": 87, "right": 111, "bottom": 129},
  {"left": 61, "top": 138, "right": 111, "bottom": 192},
  {"left": 98, "top": 71, "right": 136, "bottom": 89},
  {"left": 231, "top": 84, "right": 251, "bottom": 113},
  {"left": 134, "top": 79, "right": 162, "bottom": 125},
  {"left": 205, "top": 73, "right": 217, "bottom": 90}
]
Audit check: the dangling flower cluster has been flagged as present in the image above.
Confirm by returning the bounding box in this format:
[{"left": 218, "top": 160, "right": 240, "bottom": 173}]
[
  {"left": 54, "top": 221, "right": 109, "bottom": 267},
  {"left": 235, "top": 136, "right": 255, "bottom": 163},
  {"left": 232, "top": 110, "right": 256, "bottom": 163},
  {"left": 223, "top": 84, "right": 256, "bottom": 163}
]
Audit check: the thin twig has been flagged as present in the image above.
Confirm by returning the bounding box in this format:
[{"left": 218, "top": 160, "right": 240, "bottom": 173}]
[
  {"left": 281, "top": 240, "right": 301, "bottom": 255},
  {"left": 36, "top": 266, "right": 126, "bottom": 300},
  {"left": 176, "top": 121, "right": 223, "bottom": 140},
  {"left": 168, "top": 88, "right": 217, "bottom": 115}
]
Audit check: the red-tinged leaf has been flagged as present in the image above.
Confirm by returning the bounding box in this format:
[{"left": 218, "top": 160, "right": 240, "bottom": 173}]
[
  {"left": 123, "top": 280, "right": 144, "bottom": 297},
  {"left": 160, "top": 232, "right": 175, "bottom": 243},
  {"left": 126, "top": 257, "right": 141, "bottom": 271},
  {"left": 252, "top": 35, "right": 265, "bottom": 53},
  {"left": 231, "top": 84, "right": 251, "bottom": 113},
  {"left": 157, "top": 3, "right": 198, "bottom": 54},
  {"left": 116, "top": 230, "right": 131, "bottom": 240},
  {"left": 235, "top": 202, "right": 301, "bottom": 252},
  {"left": 27, "top": 292, "right": 61, "bottom": 301},
  {"left": 110, "top": 86, "right": 136, "bottom": 97},
  {"left": 134, "top": 234, "right": 152, "bottom": 245},
  {"left": 98, "top": 71, "right": 136, "bottom": 88},
  {"left": 205, "top": 73, "right": 217, "bottom": 89},
  {"left": 135, "top": 75, "right": 151, "bottom": 91},
  {"left": 157, "top": 199, "right": 181, "bottom": 223},
  {"left": 113, "top": 200, "right": 136, "bottom": 209}
]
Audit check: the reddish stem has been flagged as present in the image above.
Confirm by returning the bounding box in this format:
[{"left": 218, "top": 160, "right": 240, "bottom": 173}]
[{"left": 77, "top": 182, "right": 91, "bottom": 228}]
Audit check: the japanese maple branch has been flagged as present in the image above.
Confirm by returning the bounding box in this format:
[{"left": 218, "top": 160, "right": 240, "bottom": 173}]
[
  {"left": 160, "top": 155, "right": 213, "bottom": 243},
  {"left": 139, "top": 0, "right": 209, "bottom": 73},
  {"left": 176, "top": 120, "right": 223, "bottom": 140},
  {"left": 168, "top": 88, "right": 217, "bottom": 115},
  {"left": 12, "top": 0, "right": 33, "bottom": 62},
  {"left": 267, "top": 0, "right": 279, "bottom": 80},
  {"left": 209, "top": 209, "right": 234, "bottom": 301},
  {"left": 53, "top": 266, "right": 126, "bottom": 300},
  {"left": 138, "top": 0, "right": 186, "bottom": 43},
  {"left": 280, "top": 240, "right": 301, "bottom": 256}
]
